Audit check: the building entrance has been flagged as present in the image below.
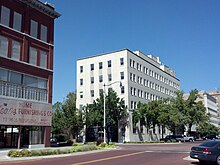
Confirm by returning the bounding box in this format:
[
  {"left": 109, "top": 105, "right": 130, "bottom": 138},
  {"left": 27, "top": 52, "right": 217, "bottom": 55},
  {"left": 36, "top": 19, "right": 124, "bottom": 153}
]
[
  {"left": 0, "top": 126, "right": 44, "bottom": 148},
  {"left": 0, "top": 126, "right": 18, "bottom": 148}
]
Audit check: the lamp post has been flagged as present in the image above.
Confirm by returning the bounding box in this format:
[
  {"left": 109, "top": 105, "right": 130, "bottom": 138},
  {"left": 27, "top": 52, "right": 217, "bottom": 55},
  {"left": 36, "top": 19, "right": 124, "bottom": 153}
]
[{"left": 103, "top": 81, "right": 122, "bottom": 143}]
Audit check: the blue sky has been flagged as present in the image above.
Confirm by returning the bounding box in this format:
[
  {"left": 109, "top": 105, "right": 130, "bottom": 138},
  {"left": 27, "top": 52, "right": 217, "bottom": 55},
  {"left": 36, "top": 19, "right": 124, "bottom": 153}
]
[{"left": 47, "top": 0, "right": 220, "bottom": 103}]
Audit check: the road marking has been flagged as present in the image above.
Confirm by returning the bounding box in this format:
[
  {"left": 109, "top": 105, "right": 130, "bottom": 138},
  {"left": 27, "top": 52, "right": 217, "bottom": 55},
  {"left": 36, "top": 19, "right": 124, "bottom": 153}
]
[{"left": 71, "top": 151, "right": 145, "bottom": 165}]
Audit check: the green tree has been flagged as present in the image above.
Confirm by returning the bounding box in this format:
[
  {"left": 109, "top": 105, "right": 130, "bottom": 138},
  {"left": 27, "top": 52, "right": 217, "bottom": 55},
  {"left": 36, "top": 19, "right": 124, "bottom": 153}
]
[
  {"left": 168, "top": 91, "right": 186, "bottom": 134},
  {"left": 197, "top": 122, "right": 220, "bottom": 137},
  {"left": 84, "top": 90, "right": 128, "bottom": 142},
  {"left": 184, "top": 89, "right": 209, "bottom": 134},
  {"left": 61, "top": 92, "right": 83, "bottom": 139},
  {"left": 51, "top": 101, "right": 64, "bottom": 136}
]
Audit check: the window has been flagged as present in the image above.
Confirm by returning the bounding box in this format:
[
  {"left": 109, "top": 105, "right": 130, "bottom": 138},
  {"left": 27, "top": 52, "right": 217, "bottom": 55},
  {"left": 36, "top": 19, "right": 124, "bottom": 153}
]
[
  {"left": 99, "top": 75, "right": 103, "bottom": 82},
  {"left": 108, "top": 60, "right": 111, "bottom": 67},
  {"left": 130, "top": 73, "right": 132, "bottom": 81},
  {"left": 108, "top": 74, "right": 112, "bottom": 81},
  {"left": 23, "top": 75, "right": 38, "bottom": 88},
  {"left": 80, "top": 79, "right": 83, "bottom": 85},
  {"left": 91, "top": 77, "right": 94, "bottom": 84},
  {"left": 0, "top": 6, "right": 10, "bottom": 26},
  {"left": 9, "top": 71, "right": 22, "bottom": 84},
  {"left": 120, "top": 72, "right": 124, "bottom": 80},
  {"left": 121, "top": 86, "right": 125, "bottom": 94},
  {"left": 120, "top": 58, "right": 124, "bottom": 65},
  {"left": 80, "top": 66, "right": 83, "bottom": 73},
  {"left": 40, "top": 50, "right": 47, "bottom": 68},
  {"left": 133, "top": 88, "right": 136, "bottom": 96},
  {"left": 136, "top": 63, "right": 139, "bottom": 70},
  {"left": 131, "top": 101, "right": 133, "bottom": 109},
  {"left": 91, "top": 90, "right": 94, "bottom": 97},
  {"left": 11, "top": 40, "right": 20, "bottom": 60},
  {"left": 29, "top": 47, "right": 37, "bottom": 65},
  {"left": 13, "top": 12, "right": 22, "bottom": 31},
  {"left": 99, "top": 62, "right": 102, "bottom": 69},
  {"left": 0, "top": 68, "right": 8, "bottom": 81},
  {"left": 140, "top": 77, "right": 143, "bottom": 85},
  {"left": 130, "top": 87, "right": 133, "bottom": 95},
  {"left": 80, "top": 92, "right": 83, "bottom": 98},
  {"left": 130, "top": 59, "right": 132, "bottom": 67},
  {"left": 38, "top": 78, "right": 47, "bottom": 89},
  {"left": 40, "top": 25, "right": 47, "bottom": 42},
  {"left": 90, "top": 64, "right": 94, "bottom": 71},
  {"left": 0, "top": 35, "right": 8, "bottom": 57},
  {"left": 133, "top": 74, "right": 136, "bottom": 82},
  {"left": 30, "top": 20, "right": 38, "bottom": 38}
]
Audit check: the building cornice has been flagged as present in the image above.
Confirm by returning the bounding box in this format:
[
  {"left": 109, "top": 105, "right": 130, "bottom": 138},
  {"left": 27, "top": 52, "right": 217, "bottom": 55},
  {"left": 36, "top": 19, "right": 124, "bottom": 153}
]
[{"left": 18, "top": 0, "right": 61, "bottom": 19}]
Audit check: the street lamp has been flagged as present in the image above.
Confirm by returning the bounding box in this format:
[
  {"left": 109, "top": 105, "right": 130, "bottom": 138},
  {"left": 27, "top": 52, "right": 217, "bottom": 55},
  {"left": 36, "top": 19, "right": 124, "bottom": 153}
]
[{"left": 103, "top": 81, "right": 122, "bottom": 143}]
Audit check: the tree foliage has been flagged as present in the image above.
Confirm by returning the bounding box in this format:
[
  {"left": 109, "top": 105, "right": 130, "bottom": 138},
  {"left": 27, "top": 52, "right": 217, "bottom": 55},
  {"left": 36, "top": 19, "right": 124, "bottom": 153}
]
[
  {"left": 84, "top": 90, "right": 128, "bottom": 142},
  {"left": 134, "top": 89, "right": 213, "bottom": 135},
  {"left": 52, "top": 92, "right": 84, "bottom": 140}
]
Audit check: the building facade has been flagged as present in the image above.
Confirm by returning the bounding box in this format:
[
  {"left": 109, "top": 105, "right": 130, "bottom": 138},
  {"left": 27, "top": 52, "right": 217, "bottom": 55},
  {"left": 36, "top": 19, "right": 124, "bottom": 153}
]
[
  {"left": 198, "top": 91, "right": 219, "bottom": 127},
  {"left": 208, "top": 90, "right": 220, "bottom": 127},
  {"left": 76, "top": 49, "right": 180, "bottom": 142},
  {"left": 0, "top": 0, "right": 60, "bottom": 148},
  {"left": 184, "top": 91, "right": 219, "bottom": 132}
]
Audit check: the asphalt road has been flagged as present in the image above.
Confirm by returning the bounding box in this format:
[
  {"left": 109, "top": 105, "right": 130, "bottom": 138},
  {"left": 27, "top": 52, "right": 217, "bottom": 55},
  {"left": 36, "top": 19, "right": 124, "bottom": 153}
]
[{"left": 0, "top": 142, "right": 202, "bottom": 165}]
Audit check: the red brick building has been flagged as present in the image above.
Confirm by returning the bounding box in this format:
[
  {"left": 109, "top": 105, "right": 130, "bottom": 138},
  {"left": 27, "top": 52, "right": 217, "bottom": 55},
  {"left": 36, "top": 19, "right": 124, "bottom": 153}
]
[{"left": 0, "top": 0, "right": 60, "bottom": 148}]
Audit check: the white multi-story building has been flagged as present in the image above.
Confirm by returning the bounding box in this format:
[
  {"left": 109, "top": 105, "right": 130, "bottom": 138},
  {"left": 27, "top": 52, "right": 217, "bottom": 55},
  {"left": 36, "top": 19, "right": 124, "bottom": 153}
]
[
  {"left": 184, "top": 91, "right": 219, "bottom": 134},
  {"left": 76, "top": 49, "right": 180, "bottom": 142}
]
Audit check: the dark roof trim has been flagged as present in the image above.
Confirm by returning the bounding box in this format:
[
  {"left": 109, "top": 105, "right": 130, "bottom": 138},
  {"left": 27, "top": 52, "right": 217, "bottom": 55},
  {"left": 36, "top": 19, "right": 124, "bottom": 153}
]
[
  {"left": 19, "top": 0, "right": 61, "bottom": 18},
  {"left": 77, "top": 48, "right": 180, "bottom": 82}
]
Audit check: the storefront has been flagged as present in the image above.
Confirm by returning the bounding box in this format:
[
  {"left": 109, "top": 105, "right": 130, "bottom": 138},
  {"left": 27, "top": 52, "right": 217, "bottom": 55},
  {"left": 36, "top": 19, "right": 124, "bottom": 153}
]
[{"left": 0, "top": 98, "right": 52, "bottom": 149}]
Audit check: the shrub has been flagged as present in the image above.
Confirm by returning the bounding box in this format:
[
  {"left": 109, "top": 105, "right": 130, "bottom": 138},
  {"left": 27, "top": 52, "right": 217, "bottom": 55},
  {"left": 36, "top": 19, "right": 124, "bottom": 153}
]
[
  {"left": 8, "top": 149, "right": 31, "bottom": 157},
  {"left": 72, "top": 142, "right": 83, "bottom": 146},
  {"left": 20, "top": 149, "right": 31, "bottom": 157},
  {"left": 71, "top": 145, "right": 97, "bottom": 152}
]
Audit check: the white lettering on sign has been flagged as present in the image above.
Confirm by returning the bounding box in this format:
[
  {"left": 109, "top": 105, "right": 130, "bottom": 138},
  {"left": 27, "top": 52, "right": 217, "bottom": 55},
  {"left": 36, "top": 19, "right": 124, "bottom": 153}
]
[{"left": 0, "top": 98, "right": 52, "bottom": 126}]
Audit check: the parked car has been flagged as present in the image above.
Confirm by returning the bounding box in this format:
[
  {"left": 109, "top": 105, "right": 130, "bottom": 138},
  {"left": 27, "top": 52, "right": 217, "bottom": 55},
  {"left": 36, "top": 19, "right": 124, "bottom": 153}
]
[
  {"left": 190, "top": 140, "right": 220, "bottom": 164},
  {"left": 203, "top": 134, "right": 218, "bottom": 140},
  {"left": 50, "top": 137, "right": 59, "bottom": 147},
  {"left": 176, "top": 135, "right": 195, "bottom": 142},
  {"left": 163, "top": 135, "right": 183, "bottom": 142}
]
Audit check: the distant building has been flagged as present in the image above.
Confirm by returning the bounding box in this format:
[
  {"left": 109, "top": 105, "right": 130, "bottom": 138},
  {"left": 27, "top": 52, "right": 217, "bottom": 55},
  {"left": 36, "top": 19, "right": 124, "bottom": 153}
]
[
  {"left": 184, "top": 91, "right": 219, "bottom": 131},
  {"left": 0, "top": 0, "right": 60, "bottom": 148},
  {"left": 76, "top": 49, "right": 180, "bottom": 142},
  {"left": 208, "top": 90, "right": 220, "bottom": 124}
]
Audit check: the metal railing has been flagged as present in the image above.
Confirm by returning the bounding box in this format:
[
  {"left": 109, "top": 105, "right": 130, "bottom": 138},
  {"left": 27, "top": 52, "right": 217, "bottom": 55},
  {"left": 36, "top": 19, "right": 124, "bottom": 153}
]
[{"left": 0, "top": 81, "right": 48, "bottom": 102}]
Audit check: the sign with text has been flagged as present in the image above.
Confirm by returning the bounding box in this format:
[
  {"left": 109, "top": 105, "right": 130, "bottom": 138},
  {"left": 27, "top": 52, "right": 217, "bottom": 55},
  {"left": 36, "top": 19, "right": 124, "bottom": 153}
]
[{"left": 0, "top": 98, "right": 52, "bottom": 126}]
